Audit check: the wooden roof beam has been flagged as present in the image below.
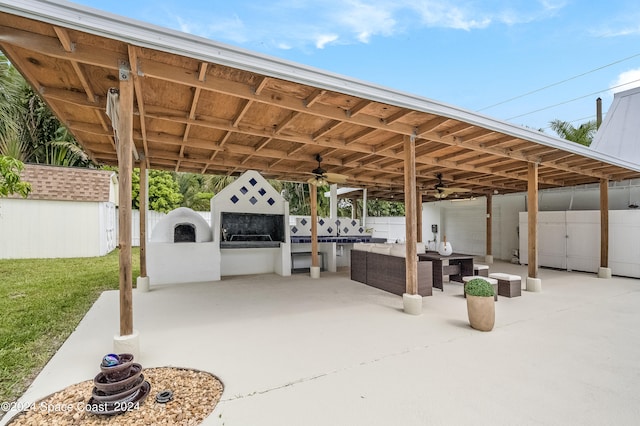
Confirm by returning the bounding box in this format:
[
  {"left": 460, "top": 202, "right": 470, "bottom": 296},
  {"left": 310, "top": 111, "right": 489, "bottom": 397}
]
[
  {"left": 347, "top": 100, "right": 370, "bottom": 117},
  {"left": 53, "top": 27, "right": 96, "bottom": 103},
  {"left": 374, "top": 134, "right": 405, "bottom": 153},
  {"left": 383, "top": 109, "right": 411, "bottom": 125},
  {"left": 201, "top": 131, "right": 232, "bottom": 173},
  {"left": 232, "top": 99, "right": 253, "bottom": 127},
  {"left": 5, "top": 27, "right": 624, "bottom": 182},
  {"left": 253, "top": 76, "right": 269, "bottom": 95},
  {"left": 304, "top": 88, "right": 326, "bottom": 107},
  {"left": 128, "top": 46, "right": 149, "bottom": 165},
  {"left": 274, "top": 111, "right": 301, "bottom": 135},
  {"left": 312, "top": 120, "right": 343, "bottom": 140},
  {"left": 141, "top": 107, "right": 566, "bottom": 186},
  {"left": 0, "top": 24, "right": 122, "bottom": 70},
  {"left": 416, "top": 116, "right": 450, "bottom": 135},
  {"left": 138, "top": 56, "right": 610, "bottom": 181},
  {"left": 39, "top": 85, "right": 104, "bottom": 109},
  {"left": 345, "top": 127, "right": 377, "bottom": 145}
]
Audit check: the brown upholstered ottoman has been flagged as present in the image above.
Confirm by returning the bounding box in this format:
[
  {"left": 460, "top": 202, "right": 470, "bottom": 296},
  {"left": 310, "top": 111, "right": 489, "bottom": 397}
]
[
  {"left": 489, "top": 273, "right": 522, "bottom": 298},
  {"left": 473, "top": 264, "right": 489, "bottom": 277}
]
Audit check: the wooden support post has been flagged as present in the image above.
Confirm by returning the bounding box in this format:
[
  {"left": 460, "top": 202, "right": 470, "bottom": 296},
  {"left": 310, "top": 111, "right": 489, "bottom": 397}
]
[
  {"left": 600, "top": 179, "right": 609, "bottom": 268},
  {"left": 117, "top": 66, "right": 134, "bottom": 337},
  {"left": 486, "top": 194, "right": 492, "bottom": 257},
  {"left": 310, "top": 183, "right": 319, "bottom": 269},
  {"left": 527, "top": 163, "right": 538, "bottom": 280},
  {"left": 404, "top": 136, "right": 418, "bottom": 295},
  {"left": 362, "top": 188, "right": 367, "bottom": 227},
  {"left": 139, "top": 158, "right": 147, "bottom": 278},
  {"left": 416, "top": 190, "right": 423, "bottom": 242}
]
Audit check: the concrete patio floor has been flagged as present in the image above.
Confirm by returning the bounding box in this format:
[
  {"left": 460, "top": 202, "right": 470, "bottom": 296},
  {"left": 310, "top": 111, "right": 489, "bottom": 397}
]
[{"left": 3, "top": 260, "right": 640, "bottom": 425}]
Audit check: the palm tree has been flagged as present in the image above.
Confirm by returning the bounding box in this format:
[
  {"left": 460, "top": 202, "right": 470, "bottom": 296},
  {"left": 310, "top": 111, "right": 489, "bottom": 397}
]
[
  {"left": 549, "top": 119, "right": 597, "bottom": 147},
  {"left": 0, "top": 54, "right": 26, "bottom": 159},
  {"left": 281, "top": 181, "right": 330, "bottom": 216}
]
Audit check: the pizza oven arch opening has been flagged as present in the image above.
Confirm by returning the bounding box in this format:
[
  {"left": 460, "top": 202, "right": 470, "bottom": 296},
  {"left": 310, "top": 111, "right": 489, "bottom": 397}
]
[{"left": 174, "top": 222, "right": 196, "bottom": 243}]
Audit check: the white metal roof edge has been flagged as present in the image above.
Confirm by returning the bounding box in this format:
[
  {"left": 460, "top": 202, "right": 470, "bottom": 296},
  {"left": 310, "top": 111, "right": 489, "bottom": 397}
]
[{"left": 3, "top": 0, "right": 640, "bottom": 174}]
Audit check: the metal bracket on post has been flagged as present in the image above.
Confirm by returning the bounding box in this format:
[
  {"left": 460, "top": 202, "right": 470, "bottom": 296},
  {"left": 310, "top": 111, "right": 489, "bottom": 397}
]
[{"left": 118, "top": 60, "right": 131, "bottom": 81}]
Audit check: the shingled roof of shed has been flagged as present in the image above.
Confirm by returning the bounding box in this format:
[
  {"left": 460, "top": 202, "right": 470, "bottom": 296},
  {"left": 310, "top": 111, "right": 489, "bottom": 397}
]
[{"left": 15, "top": 164, "right": 114, "bottom": 202}]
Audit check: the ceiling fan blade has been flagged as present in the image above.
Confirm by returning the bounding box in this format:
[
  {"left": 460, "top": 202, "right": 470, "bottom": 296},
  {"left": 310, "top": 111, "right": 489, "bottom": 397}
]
[
  {"left": 441, "top": 187, "right": 471, "bottom": 194},
  {"left": 325, "top": 172, "right": 348, "bottom": 183}
]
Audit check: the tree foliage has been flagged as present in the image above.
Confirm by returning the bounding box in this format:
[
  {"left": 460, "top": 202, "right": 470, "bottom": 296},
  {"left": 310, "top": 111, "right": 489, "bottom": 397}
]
[
  {"left": 549, "top": 119, "right": 597, "bottom": 147},
  {"left": 0, "top": 55, "right": 25, "bottom": 159},
  {"left": 175, "top": 172, "right": 215, "bottom": 211},
  {"left": 132, "top": 169, "right": 183, "bottom": 213},
  {"left": 0, "top": 155, "right": 31, "bottom": 198},
  {"left": 0, "top": 53, "right": 92, "bottom": 167}
]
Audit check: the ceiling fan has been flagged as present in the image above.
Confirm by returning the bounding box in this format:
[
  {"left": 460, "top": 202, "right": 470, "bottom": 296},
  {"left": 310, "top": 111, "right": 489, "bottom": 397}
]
[
  {"left": 430, "top": 173, "right": 471, "bottom": 199},
  {"left": 307, "top": 154, "right": 348, "bottom": 186}
]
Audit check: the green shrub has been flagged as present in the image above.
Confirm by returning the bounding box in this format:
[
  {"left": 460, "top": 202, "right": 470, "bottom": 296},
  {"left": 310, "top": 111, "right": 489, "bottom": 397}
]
[{"left": 465, "top": 278, "right": 495, "bottom": 297}]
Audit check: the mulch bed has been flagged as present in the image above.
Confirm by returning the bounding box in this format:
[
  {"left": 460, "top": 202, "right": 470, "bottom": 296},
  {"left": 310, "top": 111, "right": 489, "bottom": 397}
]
[{"left": 6, "top": 367, "right": 223, "bottom": 425}]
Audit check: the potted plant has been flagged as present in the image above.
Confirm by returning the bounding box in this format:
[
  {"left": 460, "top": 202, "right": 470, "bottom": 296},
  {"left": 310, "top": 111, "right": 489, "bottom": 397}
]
[{"left": 465, "top": 278, "right": 495, "bottom": 331}]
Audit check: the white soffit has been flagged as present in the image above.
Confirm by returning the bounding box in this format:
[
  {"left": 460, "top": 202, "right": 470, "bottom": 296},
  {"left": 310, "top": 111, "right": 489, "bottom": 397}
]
[{"left": 591, "top": 87, "right": 640, "bottom": 165}]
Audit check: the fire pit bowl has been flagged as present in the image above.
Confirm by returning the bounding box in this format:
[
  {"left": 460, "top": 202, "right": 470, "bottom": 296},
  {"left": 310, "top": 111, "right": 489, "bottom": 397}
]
[
  {"left": 100, "top": 353, "right": 134, "bottom": 382},
  {"left": 94, "top": 363, "right": 142, "bottom": 393}
]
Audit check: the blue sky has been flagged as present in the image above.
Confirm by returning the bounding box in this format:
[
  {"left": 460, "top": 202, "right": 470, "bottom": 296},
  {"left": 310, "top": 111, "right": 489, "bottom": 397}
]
[{"left": 70, "top": 0, "right": 640, "bottom": 134}]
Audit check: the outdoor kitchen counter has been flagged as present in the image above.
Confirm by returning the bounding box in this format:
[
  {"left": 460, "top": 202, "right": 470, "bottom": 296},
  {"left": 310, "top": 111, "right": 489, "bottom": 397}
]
[
  {"left": 289, "top": 237, "right": 386, "bottom": 273},
  {"left": 290, "top": 236, "right": 385, "bottom": 243},
  {"left": 220, "top": 241, "right": 282, "bottom": 248}
]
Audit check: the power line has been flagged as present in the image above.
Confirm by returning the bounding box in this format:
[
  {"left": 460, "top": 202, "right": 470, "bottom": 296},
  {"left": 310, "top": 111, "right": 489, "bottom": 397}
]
[
  {"left": 505, "top": 78, "right": 640, "bottom": 121},
  {"left": 478, "top": 52, "right": 640, "bottom": 112}
]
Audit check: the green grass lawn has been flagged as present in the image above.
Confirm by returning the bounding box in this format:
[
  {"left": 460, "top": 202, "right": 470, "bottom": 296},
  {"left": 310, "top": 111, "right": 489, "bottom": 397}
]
[{"left": 0, "top": 248, "right": 140, "bottom": 408}]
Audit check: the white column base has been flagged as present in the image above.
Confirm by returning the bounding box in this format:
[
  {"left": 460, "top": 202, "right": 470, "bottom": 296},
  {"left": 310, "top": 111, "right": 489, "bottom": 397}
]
[
  {"left": 598, "top": 267, "right": 612, "bottom": 279},
  {"left": 485, "top": 255, "right": 494, "bottom": 264},
  {"left": 137, "top": 276, "right": 150, "bottom": 292},
  {"left": 114, "top": 330, "right": 140, "bottom": 361},
  {"left": 403, "top": 293, "right": 423, "bottom": 315},
  {"left": 310, "top": 266, "right": 321, "bottom": 279},
  {"left": 526, "top": 277, "right": 542, "bottom": 292}
]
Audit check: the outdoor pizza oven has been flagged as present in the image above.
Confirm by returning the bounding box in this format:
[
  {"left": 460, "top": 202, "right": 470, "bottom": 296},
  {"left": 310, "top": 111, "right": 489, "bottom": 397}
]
[
  {"left": 147, "top": 207, "right": 218, "bottom": 286},
  {"left": 149, "top": 207, "right": 212, "bottom": 244}
]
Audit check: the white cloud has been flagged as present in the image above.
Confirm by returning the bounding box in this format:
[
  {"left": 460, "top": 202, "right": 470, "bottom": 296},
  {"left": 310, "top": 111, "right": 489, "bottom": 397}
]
[
  {"left": 594, "top": 25, "right": 640, "bottom": 38},
  {"left": 315, "top": 34, "right": 339, "bottom": 49},
  {"left": 411, "top": 1, "right": 491, "bottom": 31},
  {"left": 332, "top": 0, "right": 398, "bottom": 42},
  {"left": 611, "top": 68, "right": 640, "bottom": 93},
  {"left": 591, "top": 10, "right": 640, "bottom": 37},
  {"left": 170, "top": 1, "right": 570, "bottom": 51},
  {"left": 175, "top": 14, "right": 248, "bottom": 44}
]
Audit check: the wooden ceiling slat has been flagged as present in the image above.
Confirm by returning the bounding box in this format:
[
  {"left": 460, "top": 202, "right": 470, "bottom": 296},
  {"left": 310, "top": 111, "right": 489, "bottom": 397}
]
[
  {"left": 348, "top": 100, "right": 370, "bottom": 117},
  {"left": 53, "top": 27, "right": 96, "bottom": 103},
  {"left": 383, "top": 109, "right": 410, "bottom": 125}
]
